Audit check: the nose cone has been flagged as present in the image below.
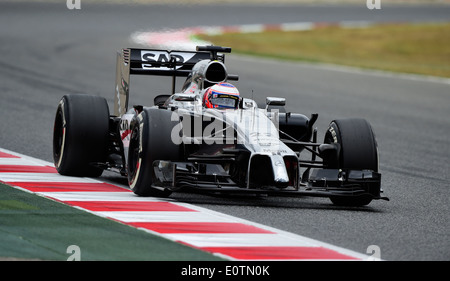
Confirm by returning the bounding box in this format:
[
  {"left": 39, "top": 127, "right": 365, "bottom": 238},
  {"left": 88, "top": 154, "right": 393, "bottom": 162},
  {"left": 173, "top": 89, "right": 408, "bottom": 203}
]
[{"left": 271, "top": 155, "right": 290, "bottom": 187}]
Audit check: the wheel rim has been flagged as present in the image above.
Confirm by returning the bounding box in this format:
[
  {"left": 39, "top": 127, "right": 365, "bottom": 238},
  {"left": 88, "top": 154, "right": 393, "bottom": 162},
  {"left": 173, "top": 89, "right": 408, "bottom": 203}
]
[
  {"left": 53, "top": 108, "right": 66, "bottom": 168},
  {"left": 128, "top": 125, "right": 141, "bottom": 186}
]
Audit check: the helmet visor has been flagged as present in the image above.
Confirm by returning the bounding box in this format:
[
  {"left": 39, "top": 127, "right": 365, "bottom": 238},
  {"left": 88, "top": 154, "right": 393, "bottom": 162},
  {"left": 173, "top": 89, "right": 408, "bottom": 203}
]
[{"left": 210, "top": 93, "right": 239, "bottom": 108}]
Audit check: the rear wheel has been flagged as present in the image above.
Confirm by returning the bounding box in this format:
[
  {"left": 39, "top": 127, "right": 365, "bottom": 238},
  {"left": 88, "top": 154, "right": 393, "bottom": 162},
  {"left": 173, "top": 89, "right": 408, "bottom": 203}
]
[
  {"left": 53, "top": 94, "right": 109, "bottom": 177},
  {"left": 127, "top": 108, "right": 181, "bottom": 197},
  {"left": 324, "top": 118, "right": 378, "bottom": 206}
]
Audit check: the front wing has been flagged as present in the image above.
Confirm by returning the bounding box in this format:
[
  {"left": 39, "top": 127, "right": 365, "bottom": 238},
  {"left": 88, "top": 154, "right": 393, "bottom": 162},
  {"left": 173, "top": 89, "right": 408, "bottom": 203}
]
[{"left": 150, "top": 160, "right": 389, "bottom": 202}]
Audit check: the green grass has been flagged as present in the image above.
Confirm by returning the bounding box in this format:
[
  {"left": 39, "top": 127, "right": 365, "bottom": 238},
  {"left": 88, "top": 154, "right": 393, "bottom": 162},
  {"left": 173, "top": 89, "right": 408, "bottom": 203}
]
[
  {"left": 198, "top": 22, "right": 450, "bottom": 78},
  {"left": 0, "top": 183, "right": 223, "bottom": 261}
]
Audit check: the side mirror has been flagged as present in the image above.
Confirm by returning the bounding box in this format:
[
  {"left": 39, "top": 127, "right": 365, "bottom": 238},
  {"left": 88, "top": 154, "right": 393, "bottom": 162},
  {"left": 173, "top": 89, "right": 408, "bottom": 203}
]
[{"left": 266, "top": 97, "right": 286, "bottom": 106}]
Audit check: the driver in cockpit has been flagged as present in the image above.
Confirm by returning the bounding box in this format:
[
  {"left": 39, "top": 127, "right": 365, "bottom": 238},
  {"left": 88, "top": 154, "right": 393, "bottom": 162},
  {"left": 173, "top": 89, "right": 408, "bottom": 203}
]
[{"left": 202, "top": 82, "right": 240, "bottom": 109}]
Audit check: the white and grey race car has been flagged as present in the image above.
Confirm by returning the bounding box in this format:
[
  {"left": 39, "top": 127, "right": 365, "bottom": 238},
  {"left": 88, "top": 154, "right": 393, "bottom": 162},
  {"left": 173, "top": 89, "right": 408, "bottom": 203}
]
[{"left": 53, "top": 45, "right": 388, "bottom": 206}]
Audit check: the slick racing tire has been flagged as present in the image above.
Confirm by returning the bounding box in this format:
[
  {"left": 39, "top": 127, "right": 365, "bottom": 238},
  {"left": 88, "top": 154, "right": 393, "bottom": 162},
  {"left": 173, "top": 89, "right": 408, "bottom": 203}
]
[
  {"left": 127, "top": 108, "right": 181, "bottom": 197},
  {"left": 53, "top": 94, "right": 109, "bottom": 177},
  {"left": 324, "top": 118, "right": 378, "bottom": 206}
]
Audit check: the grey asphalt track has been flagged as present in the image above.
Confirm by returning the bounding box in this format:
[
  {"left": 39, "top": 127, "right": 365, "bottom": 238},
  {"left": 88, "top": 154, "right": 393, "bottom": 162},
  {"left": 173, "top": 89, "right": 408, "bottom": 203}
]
[{"left": 0, "top": 1, "right": 449, "bottom": 261}]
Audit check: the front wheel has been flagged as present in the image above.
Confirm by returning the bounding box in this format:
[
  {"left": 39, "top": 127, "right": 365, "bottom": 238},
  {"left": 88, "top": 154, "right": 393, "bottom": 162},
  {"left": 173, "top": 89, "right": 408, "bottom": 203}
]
[
  {"left": 324, "top": 118, "right": 379, "bottom": 206},
  {"left": 127, "top": 108, "right": 181, "bottom": 197},
  {"left": 53, "top": 94, "right": 109, "bottom": 177}
]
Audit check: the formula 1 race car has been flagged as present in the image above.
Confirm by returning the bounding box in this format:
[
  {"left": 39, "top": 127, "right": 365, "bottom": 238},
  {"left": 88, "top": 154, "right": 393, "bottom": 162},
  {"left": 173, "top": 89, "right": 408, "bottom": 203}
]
[{"left": 53, "top": 45, "right": 388, "bottom": 206}]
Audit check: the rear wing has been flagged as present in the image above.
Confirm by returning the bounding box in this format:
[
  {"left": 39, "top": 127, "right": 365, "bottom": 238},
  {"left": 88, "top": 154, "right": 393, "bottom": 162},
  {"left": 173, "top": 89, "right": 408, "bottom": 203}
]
[{"left": 114, "top": 48, "right": 214, "bottom": 116}]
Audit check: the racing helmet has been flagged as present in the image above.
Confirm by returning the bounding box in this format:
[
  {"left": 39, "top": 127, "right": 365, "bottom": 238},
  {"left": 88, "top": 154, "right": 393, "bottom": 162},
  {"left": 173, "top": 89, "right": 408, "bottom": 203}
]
[{"left": 203, "top": 82, "right": 240, "bottom": 109}]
